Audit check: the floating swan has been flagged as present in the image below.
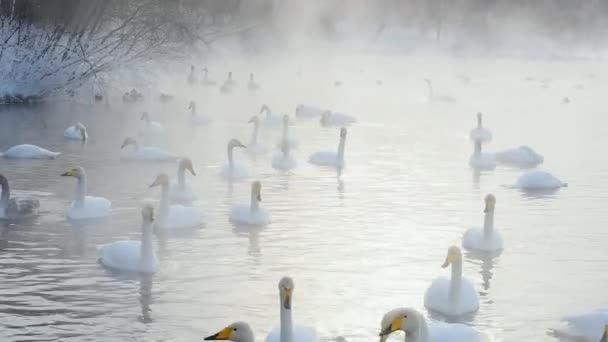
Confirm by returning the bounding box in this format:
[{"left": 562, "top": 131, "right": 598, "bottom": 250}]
[
  {"left": 64, "top": 123, "right": 88, "bottom": 141},
  {"left": 205, "top": 322, "right": 255, "bottom": 342},
  {"left": 1, "top": 144, "right": 60, "bottom": 159},
  {"left": 248, "top": 73, "right": 260, "bottom": 91},
  {"left": 230, "top": 181, "right": 270, "bottom": 225},
  {"left": 98, "top": 205, "right": 158, "bottom": 274},
  {"left": 309, "top": 128, "right": 347, "bottom": 169},
  {"left": 260, "top": 104, "right": 284, "bottom": 127},
  {"left": 469, "top": 141, "right": 496, "bottom": 170},
  {"left": 265, "top": 277, "right": 317, "bottom": 342},
  {"left": 320, "top": 111, "right": 356, "bottom": 127},
  {"left": 424, "top": 246, "right": 480, "bottom": 316},
  {"left": 220, "top": 71, "right": 235, "bottom": 94},
  {"left": 61, "top": 166, "right": 112, "bottom": 220},
  {"left": 557, "top": 310, "right": 608, "bottom": 341},
  {"left": 187, "top": 65, "right": 198, "bottom": 85},
  {"left": 120, "top": 137, "right": 178, "bottom": 162},
  {"left": 247, "top": 116, "right": 267, "bottom": 155},
  {"left": 424, "top": 79, "right": 456, "bottom": 103},
  {"left": 513, "top": 170, "right": 567, "bottom": 190},
  {"left": 495, "top": 146, "right": 543, "bottom": 168},
  {"left": 0, "top": 174, "right": 40, "bottom": 220},
  {"left": 276, "top": 115, "right": 299, "bottom": 150},
  {"left": 295, "top": 104, "right": 324, "bottom": 119},
  {"left": 138, "top": 112, "right": 165, "bottom": 136},
  {"left": 379, "top": 307, "right": 481, "bottom": 342},
  {"left": 150, "top": 173, "right": 203, "bottom": 229},
  {"left": 469, "top": 112, "right": 492, "bottom": 143},
  {"left": 188, "top": 100, "right": 210, "bottom": 125},
  {"left": 463, "top": 194, "right": 503, "bottom": 252},
  {"left": 272, "top": 138, "right": 297, "bottom": 172},
  {"left": 201, "top": 67, "right": 218, "bottom": 87},
  {"left": 169, "top": 158, "right": 197, "bottom": 203},
  {"left": 222, "top": 139, "right": 250, "bottom": 180}
]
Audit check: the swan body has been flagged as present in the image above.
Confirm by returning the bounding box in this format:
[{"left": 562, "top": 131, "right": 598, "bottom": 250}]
[
  {"left": 138, "top": 112, "right": 165, "bottom": 136},
  {"left": 247, "top": 116, "right": 268, "bottom": 155},
  {"left": 98, "top": 205, "right": 158, "bottom": 274},
  {"left": 169, "top": 158, "right": 197, "bottom": 203},
  {"left": 0, "top": 174, "right": 40, "bottom": 220},
  {"left": 514, "top": 170, "right": 566, "bottom": 190},
  {"left": 222, "top": 139, "right": 251, "bottom": 180},
  {"left": 469, "top": 113, "right": 492, "bottom": 143},
  {"left": 320, "top": 111, "right": 356, "bottom": 127},
  {"left": 309, "top": 128, "right": 347, "bottom": 169},
  {"left": 272, "top": 152, "right": 297, "bottom": 171},
  {"left": 276, "top": 114, "right": 299, "bottom": 150},
  {"left": 150, "top": 174, "right": 203, "bottom": 229},
  {"left": 248, "top": 73, "right": 260, "bottom": 91},
  {"left": 463, "top": 194, "right": 504, "bottom": 252},
  {"left": 64, "top": 123, "right": 88, "bottom": 141},
  {"left": 557, "top": 310, "right": 608, "bottom": 342},
  {"left": 495, "top": 146, "right": 544, "bottom": 168},
  {"left": 424, "top": 79, "right": 456, "bottom": 103},
  {"left": 120, "top": 137, "right": 178, "bottom": 162},
  {"left": 1, "top": 144, "right": 60, "bottom": 159},
  {"left": 230, "top": 181, "right": 270, "bottom": 225},
  {"left": 469, "top": 141, "right": 496, "bottom": 170},
  {"left": 295, "top": 104, "right": 324, "bottom": 119},
  {"left": 424, "top": 246, "right": 480, "bottom": 316},
  {"left": 61, "top": 167, "right": 111, "bottom": 220},
  {"left": 379, "top": 307, "right": 480, "bottom": 342},
  {"left": 188, "top": 101, "right": 210, "bottom": 125}
]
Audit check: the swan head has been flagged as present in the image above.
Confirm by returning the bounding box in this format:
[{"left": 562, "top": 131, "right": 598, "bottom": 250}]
[
  {"left": 484, "top": 194, "right": 496, "bottom": 213},
  {"left": 379, "top": 308, "right": 422, "bottom": 338},
  {"left": 252, "top": 181, "right": 262, "bottom": 202},
  {"left": 278, "top": 276, "right": 294, "bottom": 310},
  {"left": 442, "top": 246, "right": 462, "bottom": 268},
  {"left": 76, "top": 123, "right": 87, "bottom": 141},
  {"left": 228, "top": 139, "right": 246, "bottom": 150},
  {"left": 204, "top": 322, "right": 254, "bottom": 342},
  {"left": 188, "top": 100, "right": 196, "bottom": 110},
  {"left": 121, "top": 137, "right": 137, "bottom": 149},
  {"left": 140, "top": 112, "right": 150, "bottom": 122},
  {"left": 142, "top": 204, "right": 154, "bottom": 223},
  {"left": 179, "top": 158, "right": 196, "bottom": 176},
  {"left": 340, "top": 127, "right": 347, "bottom": 139},
  {"left": 259, "top": 104, "right": 270, "bottom": 115},
  {"left": 61, "top": 166, "right": 85, "bottom": 179},
  {"left": 149, "top": 174, "right": 169, "bottom": 188}
]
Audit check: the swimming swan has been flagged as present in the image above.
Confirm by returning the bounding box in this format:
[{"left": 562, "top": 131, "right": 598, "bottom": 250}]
[
  {"left": 61, "top": 166, "right": 112, "bottom": 220},
  {"left": 248, "top": 73, "right": 260, "bottom": 91},
  {"left": 319, "top": 111, "right": 356, "bottom": 127},
  {"left": 205, "top": 322, "right": 255, "bottom": 342},
  {"left": 187, "top": 65, "right": 198, "bottom": 85},
  {"left": 138, "top": 112, "right": 165, "bottom": 136},
  {"left": 495, "top": 146, "right": 544, "bottom": 168},
  {"left": 201, "top": 67, "right": 218, "bottom": 87},
  {"left": 462, "top": 194, "right": 504, "bottom": 252},
  {"left": 424, "top": 79, "right": 456, "bottom": 103},
  {"left": 120, "top": 137, "right": 178, "bottom": 162},
  {"left": 169, "top": 158, "right": 197, "bottom": 203},
  {"left": 379, "top": 307, "right": 481, "bottom": 342},
  {"left": 424, "top": 246, "right": 480, "bottom": 316},
  {"left": 0, "top": 174, "right": 40, "bottom": 220},
  {"left": 513, "top": 170, "right": 567, "bottom": 190},
  {"left": 220, "top": 71, "right": 235, "bottom": 94},
  {"left": 272, "top": 138, "right": 297, "bottom": 172},
  {"left": 295, "top": 104, "right": 324, "bottom": 119},
  {"left": 309, "top": 128, "right": 347, "bottom": 169},
  {"left": 276, "top": 115, "right": 299, "bottom": 150},
  {"left": 247, "top": 116, "right": 267, "bottom": 155},
  {"left": 469, "top": 140, "right": 496, "bottom": 170},
  {"left": 469, "top": 113, "right": 492, "bottom": 143},
  {"left": 1, "top": 144, "right": 60, "bottom": 159},
  {"left": 188, "top": 100, "right": 210, "bottom": 125},
  {"left": 98, "top": 205, "right": 158, "bottom": 274},
  {"left": 265, "top": 277, "right": 317, "bottom": 342},
  {"left": 222, "top": 139, "right": 250, "bottom": 180},
  {"left": 557, "top": 310, "right": 608, "bottom": 342},
  {"left": 64, "top": 123, "right": 88, "bottom": 141},
  {"left": 150, "top": 173, "right": 203, "bottom": 230},
  {"left": 230, "top": 181, "right": 270, "bottom": 226},
  {"left": 260, "top": 105, "right": 284, "bottom": 127}
]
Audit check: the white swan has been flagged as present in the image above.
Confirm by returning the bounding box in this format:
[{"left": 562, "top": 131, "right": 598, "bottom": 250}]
[
  {"left": 309, "top": 128, "right": 347, "bottom": 168},
  {"left": 188, "top": 100, "right": 210, "bottom": 125},
  {"left": 120, "top": 137, "right": 178, "bottom": 162},
  {"left": 1, "top": 144, "right": 60, "bottom": 159},
  {"left": 557, "top": 310, "right": 608, "bottom": 341},
  {"left": 379, "top": 307, "right": 480, "bottom": 342},
  {"left": 64, "top": 123, "right": 88, "bottom": 141},
  {"left": 222, "top": 139, "right": 250, "bottom": 180},
  {"left": 295, "top": 104, "right": 324, "bottom": 119},
  {"left": 276, "top": 115, "right": 299, "bottom": 150},
  {"left": 424, "top": 79, "right": 456, "bottom": 103},
  {"left": 469, "top": 113, "right": 492, "bottom": 143},
  {"left": 248, "top": 73, "right": 260, "bottom": 91},
  {"left": 138, "top": 112, "right": 165, "bottom": 136},
  {"left": 187, "top": 65, "right": 198, "bottom": 85},
  {"left": 247, "top": 116, "right": 267, "bottom": 155},
  {"left": 230, "top": 181, "right": 270, "bottom": 226},
  {"left": 98, "top": 205, "right": 158, "bottom": 274},
  {"left": 205, "top": 322, "right": 255, "bottom": 342},
  {"left": 272, "top": 139, "right": 297, "bottom": 172},
  {"left": 201, "top": 67, "right": 218, "bottom": 87},
  {"left": 220, "top": 71, "right": 235, "bottom": 94},
  {"left": 260, "top": 105, "right": 284, "bottom": 127},
  {"left": 469, "top": 141, "right": 496, "bottom": 170},
  {"left": 150, "top": 174, "right": 203, "bottom": 230},
  {"left": 265, "top": 277, "right": 317, "bottom": 342},
  {"left": 61, "top": 167, "right": 111, "bottom": 220},
  {"left": 462, "top": 194, "right": 503, "bottom": 252},
  {"left": 495, "top": 146, "right": 544, "bottom": 168},
  {"left": 169, "top": 158, "right": 197, "bottom": 203},
  {"left": 424, "top": 246, "right": 480, "bottom": 316},
  {"left": 0, "top": 174, "right": 40, "bottom": 220},
  {"left": 513, "top": 170, "right": 567, "bottom": 190},
  {"left": 319, "top": 111, "right": 356, "bottom": 127}
]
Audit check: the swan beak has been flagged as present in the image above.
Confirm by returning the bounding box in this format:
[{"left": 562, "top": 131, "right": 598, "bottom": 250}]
[
  {"left": 484, "top": 202, "right": 494, "bottom": 213},
  {"left": 204, "top": 327, "right": 232, "bottom": 340},
  {"left": 282, "top": 288, "right": 292, "bottom": 309},
  {"left": 61, "top": 169, "right": 75, "bottom": 177},
  {"left": 149, "top": 178, "right": 161, "bottom": 188},
  {"left": 379, "top": 317, "right": 404, "bottom": 336},
  {"left": 120, "top": 141, "right": 129, "bottom": 149},
  {"left": 188, "top": 166, "right": 196, "bottom": 176},
  {"left": 248, "top": 117, "right": 255, "bottom": 123},
  {"left": 238, "top": 142, "right": 247, "bottom": 148},
  {"left": 442, "top": 253, "right": 454, "bottom": 268}
]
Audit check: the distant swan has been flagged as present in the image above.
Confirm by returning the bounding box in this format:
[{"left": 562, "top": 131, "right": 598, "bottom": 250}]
[
  {"left": 309, "top": 128, "right": 347, "bottom": 169},
  {"left": 495, "top": 146, "right": 543, "bottom": 168},
  {"left": 379, "top": 307, "right": 481, "bottom": 342},
  {"left": 557, "top": 310, "right": 608, "bottom": 342},
  {"left": 463, "top": 194, "right": 503, "bottom": 252},
  {"left": 1, "top": 144, "right": 60, "bottom": 159},
  {"left": 138, "top": 112, "right": 165, "bottom": 136},
  {"left": 222, "top": 139, "right": 250, "bottom": 180},
  {"left": 424, "top": 78, "right": 456, "bottom": 103},
  {"left": 272, "top": 138, "right": 297, "bottom": 171},
  {"left": 188, "top": 100, "right": 210, "bottom": 125},
  {"left": 150, "top": 174, "right": 203, "bottom": 229},
  {"left": 98, "top": 205, "right": 158, "bottom": 274},
  {"left": 469, "top": 141, "right": 496, "bottom": 170},
  {"left": 220, "top": 71, "right": 235, "bottom": 94},
  {"left": 295, "top": 104, "right": 324, "bottom": 119},
  {"left": 201, "top": 67, "right": 218, "bottom": 87},
  {"left": 265, "top": 277, "right": 317, "bottom": 342},
  {"left": 320, "top": 111, "right": 356, "bottom": 127},
  {"left": 230, "top": 181, "right": 270, "bottom": 226},
  {"left": 248, "top": 73, "right": 260, "bottom": 91},
  {"left": 247, "top": 116, "right": 267, "bottom": 155},
  {"left": 424, "top": 246, "right": 480, "bottom": 316},
  {"left": 61, "top": 166, "right": 112, "bottom": 220},
  {"left": 0, "top": 174, "right": 40, "bottom": 220},
  {"left": 276, "top": 114, "right": 299, "bottom": 150},
  {"left": 187, "top": 65, "right": 198, "bottom": 85},
  {"left": 205, "top": 322, "right": 255, "bottom": 342},
  {"left": 169, "top": 158, "right": 197, "bottom": 203},
  {"left": 64, "top": 123, "right": 88, "bottom": 141},
  {"left": 469, "top": 112, "right": 492, "bottom": 143},
  {"left": 513, "top": 170, "right": 567, "bottom": 190},
  {"left": 260, "top": 104, "right": 284, "bottom": 127},
  {"left": 120, "top": 137, "right": 178, "bottom": 162}
]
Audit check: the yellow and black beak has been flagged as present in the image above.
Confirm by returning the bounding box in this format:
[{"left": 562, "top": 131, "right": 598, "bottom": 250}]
[
  {"left": 282, "top": 288, "right": 292, "bottom": 310},
  {"left": 484, "top": 201, "right": 494, "bottom": 213},
  {"left": 379, "top": 317, "right": 404, "bottom": 336},
  {"left": 204, "top": 327, "right": 232, "bottom": 341},
  {"left": 61, "top": 169, "right": 75, "bottom": 177},
  {"left": 442, "top": 253, "right": 453, "bottom": 268},
  {"left": 188, "top": 166, "right": 196, "bottom": 176}
]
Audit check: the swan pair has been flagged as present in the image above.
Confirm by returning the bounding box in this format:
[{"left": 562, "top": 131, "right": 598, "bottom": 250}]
[
  {"left": 121, "top": 137, "right": 177, "bottom": 162},
  {"left": 0, "top": 174, "right": 40, "bottom": 220},
  {"left": 230, "top": 181, "right": 270, "bottom": 226},
  {"left": 64, "top": 123, "right": 88, "bottom": 141},
  {"left": 205, "top": 277, "right": 316, "bottom": 342}
]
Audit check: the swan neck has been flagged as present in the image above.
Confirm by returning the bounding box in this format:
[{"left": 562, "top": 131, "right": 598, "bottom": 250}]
[
  {"left": 0, "top": 180, "right": 9, "bottom": 205},
  {"left": 227, "top": 146, "right": 234, "bottom": 169},
  {"left": 407, "top": 313, "right": 430, "bottom": 342},
  {"left": 449, "top": 258, "right": 463, "bottom": 303},
  {"left": 337, "top": 134, "right": 346, "bottom": 162},
  {"left": 483, "top": 210, "right": 494, "bottom": 238},
  {"left": 250, "top": 122, "right": 259, "bottom": 144},
  {"left": 280, "top": 305, "right": 293, "bottom": 342},
  {"left": 140, "top": 222, "right": 154, "bottom": 269},
  {"left": 477, "top": 116, "right": 482, "bottom": 128},
  {"left": 251, "top": 190, "right": 259, "bottom": 213},
  {"left": 177, "top": 165, "right": 186, "bottom": 186},
  {"left": 76, "top": 175, "right": 87, "bottom": 207},
  {"left": 159, "top": 182, "right": 170, "bottom": 223}
]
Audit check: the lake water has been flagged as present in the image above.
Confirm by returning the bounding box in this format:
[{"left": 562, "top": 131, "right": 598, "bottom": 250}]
[{"left": 0, "top": 54, "right": 606, "bottom": 341}]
